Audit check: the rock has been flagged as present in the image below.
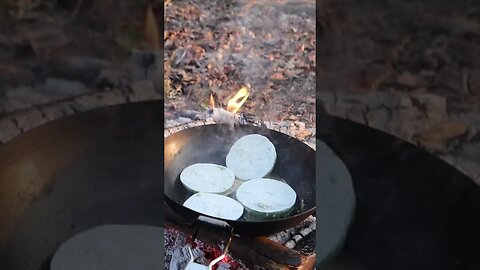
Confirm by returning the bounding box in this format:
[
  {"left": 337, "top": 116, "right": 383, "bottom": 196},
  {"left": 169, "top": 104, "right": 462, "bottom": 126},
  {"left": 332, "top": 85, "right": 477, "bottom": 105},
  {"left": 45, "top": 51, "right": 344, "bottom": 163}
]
[
  {"left": 386, "top": 108, "right": 419, "bottom": 141},
  {"left": 74, "top": 90, "right": 127, "bottom": 111},
  {"left": 449, "top": 15, "right": 480, "bottom": 36},
  {"left": 398, "top": 97, "right": 412, "bottom": 108},
  {"left": 10, "top": 109, "right": 47, "bottom": 133},
  {"left": 131, "top": 50, "right": 162, "bottom": 93},
  {"left": 129, "top": 80, "right": 162, "bottom": 102},
  {"left": 175, "top": 110, "right": 199, "bottom": 120},
  {"left": 150, "top": 54, "right": 163, "bottom": 94},
  {"left": 397, "top": 107, "right": 422, "bottom": 121},
  {"left": 4, "top": 87, "right": 52, "bottom": 112},
  {"left": 346, "top": 103, "right": 367, "bottom": 124},
  {"left": 296, "top": 129, "right": 313, "bottom": 141},
  {"left": 469, "top": 70, "right": 480, "bottom": 96},
  {"left": 381, "top": 92, "right": 399, "bottom": 109},
  {"left": 366, "top": 92, "right": 388, "bottom": 109},
  {"left": 317, "top": 91, "right": 335, "bottom": 114},
  {"left": 366, "top": 108, "right": 390, "bottom": 130},
  {"left": 270, "top": 72, "right": 284, "bottom": 80},
  {"left": 337, "top": 92, "right": 399, "bottom": 110},
  {"left": 410, "top": 93, "right": 447, "bottom": 123},
  {"left": 48, "top": 56, "right": 115, "bottom": 82},
  {"left": 176, "top": 117, "right": 193, "bottom": 124},
  {"left": 3, "top": 99, "right": 32, "bottom": 113},
  {"left": 42, "top": 78, "right": 92, "bottom": 96},
  {"left": 2, "top": 93, "right": 32, "bottom": 112},
  {"left": 278, "top": 0, "right": 316, "bottom": 16},
  {"left": 22, "top": 22, "right": 70, "bottom": 56},
  {"left": 332, "top": 101, "right": 349, "bottom": 118},
  {"left": 465, "top": 97, "right": 480, "bottom": 113},
  {"left": 361, "top": 63, "right": 393, "bottom": 90},
  {"left": 421, "top": 52, "right": 440, "bottom": 70},
  {"left": 397, "top": 72, "right": 425, "bottom": 87},
  {"left": 41, "top": 102, "right": 76, "bottom": 121},
  {"left": 98, "top": 91, "right": 128, "bottom": 106},
  {"left": 131, "top": 49, "right": 158, "bottom": 80},
  {"left": 417, "top": 138, "right": 449, "bottom": 153},
  {"left": 336, "top": 92, "right": 382, "bottom": 109},
  {"left": 294, "top": 121, "right": 306, "bottom": 130},
  {"left": 0, "top": 118, "right": 21, "bottom": 143},
  {"left": 61, "top": 56, "right": 114, "bottom": 70},
  {"left": 96, "top": 69, "right": 130, "bottom": 89},
  {"left": 414, "top": 120, "right": 469, "bottom": 153},
  {"left": 435, "top": 66, "right": 463, "bottom": 92}
]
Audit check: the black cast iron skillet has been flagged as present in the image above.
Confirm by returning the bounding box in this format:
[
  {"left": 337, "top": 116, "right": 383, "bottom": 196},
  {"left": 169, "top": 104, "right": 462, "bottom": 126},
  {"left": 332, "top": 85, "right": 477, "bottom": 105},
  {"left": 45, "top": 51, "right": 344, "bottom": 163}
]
[
  {"left": 164, "top": 124, "right": 316, "bottom": 236},
  {"left": 0, "top": 101, "right": 164, "bottom": 270}
]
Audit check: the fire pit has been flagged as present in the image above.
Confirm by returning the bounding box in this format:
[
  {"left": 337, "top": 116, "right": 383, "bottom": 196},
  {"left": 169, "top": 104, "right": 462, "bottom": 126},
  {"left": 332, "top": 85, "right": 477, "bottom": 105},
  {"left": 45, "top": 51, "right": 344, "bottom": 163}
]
[
  {"left": 317, "top": 110, "right": 480, "bottom": 269},
  {"left": 163, "top": 108, "right": 320, "bottom": 269}
]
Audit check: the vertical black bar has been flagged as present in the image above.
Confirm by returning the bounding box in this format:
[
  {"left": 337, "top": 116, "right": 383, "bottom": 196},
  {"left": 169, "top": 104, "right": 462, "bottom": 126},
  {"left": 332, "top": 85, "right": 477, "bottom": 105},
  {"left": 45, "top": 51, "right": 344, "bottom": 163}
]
[{"left": 159, "top": 0, "right": 166, "bottom": 269}]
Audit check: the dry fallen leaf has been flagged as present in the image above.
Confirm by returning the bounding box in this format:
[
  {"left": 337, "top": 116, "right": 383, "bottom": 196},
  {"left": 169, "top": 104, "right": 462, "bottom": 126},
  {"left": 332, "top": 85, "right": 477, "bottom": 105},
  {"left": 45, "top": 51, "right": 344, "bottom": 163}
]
[
  {"left": 23, "top": 23, "right": 70, "bottom": 56},
  {"left": 417, "top": 120, "right": 468, "bottom": 142},
  {"left": 296, "top": 130, "right": 312, "bottom": 141},
  {"left": 397, "top": 72, "right": 420, "bottom": 87},
  {"left": 271, "top": 72, "right": 284, "bottom": 80},
  {"left": 413, "top": 120, "right": 468, "bottom": 153}
]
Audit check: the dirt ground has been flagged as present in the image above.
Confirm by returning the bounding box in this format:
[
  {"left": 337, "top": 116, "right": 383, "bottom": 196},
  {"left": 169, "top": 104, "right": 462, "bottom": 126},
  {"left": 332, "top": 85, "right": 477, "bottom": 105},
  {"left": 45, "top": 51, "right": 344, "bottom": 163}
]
[
  {"left": 0, "top": 0, "right": 156, "bottom": 83},
  {"left": 318, "top": 0, "right": 480, "bottom": 95},
  {"left": 164, "top": 0, "right": 316, "bottom": 124},
  {"left": 0, "top": 0, "right": 315, "bottom": 124},
  {"left": 317, "top": 0, "right": 480, "bottom": 185},
  {"left": 0, "top": 0, "right": 167, "bottom": 112}
]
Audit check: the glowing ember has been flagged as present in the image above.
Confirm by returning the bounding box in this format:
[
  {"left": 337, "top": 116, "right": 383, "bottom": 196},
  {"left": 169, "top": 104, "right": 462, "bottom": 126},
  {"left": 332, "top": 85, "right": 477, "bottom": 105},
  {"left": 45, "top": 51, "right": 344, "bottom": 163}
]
[
  {"left": 226, "top": 87, "right": 249, "bottom": 114},
  {"left": 165, "top": 226, "right": 247, "bottom": 270}
]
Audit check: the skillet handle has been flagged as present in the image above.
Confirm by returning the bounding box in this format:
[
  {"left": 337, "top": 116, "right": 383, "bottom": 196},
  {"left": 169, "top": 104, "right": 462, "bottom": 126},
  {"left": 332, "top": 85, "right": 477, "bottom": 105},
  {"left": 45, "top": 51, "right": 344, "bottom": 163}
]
[
  {"left": 197, "top": 215, "right": 232, "bottom": 231},
  {"left": 192, "top": 215, "right": 236, "bottom": 262},
  {"left": 190, "top": 215, "right": 235, "bottom": 250}
]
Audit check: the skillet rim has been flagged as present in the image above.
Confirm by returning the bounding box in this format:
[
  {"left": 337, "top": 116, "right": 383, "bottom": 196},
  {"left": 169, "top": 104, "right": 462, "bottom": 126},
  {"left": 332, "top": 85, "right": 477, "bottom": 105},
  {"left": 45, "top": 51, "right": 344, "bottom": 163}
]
[{"left": 164, "top": 123, "right": 316, "bottom": 225}]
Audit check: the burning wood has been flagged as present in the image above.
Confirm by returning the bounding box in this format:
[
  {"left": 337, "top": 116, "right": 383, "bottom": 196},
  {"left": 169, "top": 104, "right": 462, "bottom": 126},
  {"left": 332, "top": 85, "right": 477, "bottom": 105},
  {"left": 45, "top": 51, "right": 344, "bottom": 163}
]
[
  {"left": 165, "top": 226, "right": 248, "bottom": 270},
  {"left": 165, "top": 203, "right": 317, "bottom": 269},
  {"left": 269, "top": 216, "right": 316, "bottom": 250},
  {"left": 206, "top": 87, "right": 250, "bottom": 126},
  {"left": 209, "top": 108, "right": 236, "bottom": 126}
]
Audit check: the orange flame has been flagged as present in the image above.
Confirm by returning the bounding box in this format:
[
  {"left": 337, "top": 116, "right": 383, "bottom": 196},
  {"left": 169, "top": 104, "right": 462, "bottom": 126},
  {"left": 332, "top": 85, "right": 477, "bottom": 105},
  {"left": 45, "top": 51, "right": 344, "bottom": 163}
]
[
  {"left": 227, "top": 87, "right": 249, "bottom": 114},
  {"left": 209, "top": 94, "right": 215, "bottom": 108}
]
